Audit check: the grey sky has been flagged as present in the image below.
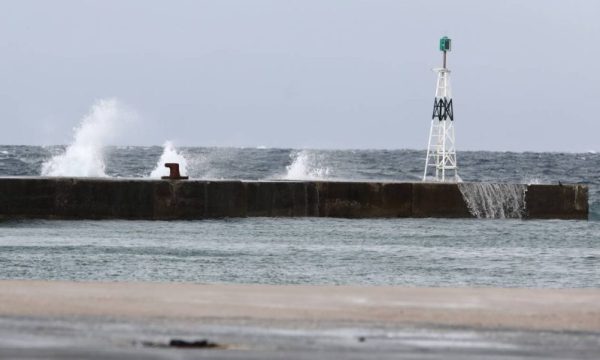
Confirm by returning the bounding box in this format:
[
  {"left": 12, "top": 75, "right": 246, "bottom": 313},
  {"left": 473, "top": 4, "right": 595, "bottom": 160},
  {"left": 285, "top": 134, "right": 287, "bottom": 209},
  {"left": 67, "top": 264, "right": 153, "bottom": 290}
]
[{"left": 0, "top": 0, "right": 598, "bottom": 151}]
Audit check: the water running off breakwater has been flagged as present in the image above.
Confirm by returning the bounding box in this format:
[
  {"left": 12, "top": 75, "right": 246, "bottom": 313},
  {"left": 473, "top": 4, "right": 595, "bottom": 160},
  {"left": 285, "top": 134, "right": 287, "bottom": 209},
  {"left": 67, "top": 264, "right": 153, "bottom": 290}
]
[{"left": 458, "top": 183, "right": 528, "bottom": 219}]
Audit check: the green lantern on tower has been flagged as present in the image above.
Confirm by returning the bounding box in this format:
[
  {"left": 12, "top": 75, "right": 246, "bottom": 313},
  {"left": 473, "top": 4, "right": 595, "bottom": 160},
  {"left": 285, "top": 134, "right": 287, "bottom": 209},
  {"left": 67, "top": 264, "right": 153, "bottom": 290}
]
[{"left": 439, "top": 36, "right": 451, "bottom": 52}]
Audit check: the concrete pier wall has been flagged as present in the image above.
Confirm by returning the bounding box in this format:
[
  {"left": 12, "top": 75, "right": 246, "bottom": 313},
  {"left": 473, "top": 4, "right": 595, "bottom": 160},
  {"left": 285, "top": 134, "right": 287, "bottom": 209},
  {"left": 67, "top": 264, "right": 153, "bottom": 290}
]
[{"left": 0, "top": 178, "right": 588, "bottom": 220}]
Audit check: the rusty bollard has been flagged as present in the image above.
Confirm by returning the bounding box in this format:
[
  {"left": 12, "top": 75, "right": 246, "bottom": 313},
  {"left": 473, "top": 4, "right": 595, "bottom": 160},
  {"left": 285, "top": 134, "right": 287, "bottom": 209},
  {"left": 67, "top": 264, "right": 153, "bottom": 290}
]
[{"left": 161, "top": 163, "right": 189, "bottom": 180}]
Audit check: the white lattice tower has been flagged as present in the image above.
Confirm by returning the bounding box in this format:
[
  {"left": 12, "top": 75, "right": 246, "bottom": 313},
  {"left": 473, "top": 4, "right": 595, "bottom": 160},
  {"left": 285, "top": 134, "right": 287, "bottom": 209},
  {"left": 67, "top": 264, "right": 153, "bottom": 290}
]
[{"left": 423, "top": 36, "right": 458, "bottom": 182}]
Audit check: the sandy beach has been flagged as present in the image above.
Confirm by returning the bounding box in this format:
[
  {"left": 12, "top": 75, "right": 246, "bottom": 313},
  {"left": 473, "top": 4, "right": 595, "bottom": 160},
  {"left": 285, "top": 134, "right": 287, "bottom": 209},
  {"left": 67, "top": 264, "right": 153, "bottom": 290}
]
[{"left": 1, "top": 280, "right": 599, "bottom": 331}]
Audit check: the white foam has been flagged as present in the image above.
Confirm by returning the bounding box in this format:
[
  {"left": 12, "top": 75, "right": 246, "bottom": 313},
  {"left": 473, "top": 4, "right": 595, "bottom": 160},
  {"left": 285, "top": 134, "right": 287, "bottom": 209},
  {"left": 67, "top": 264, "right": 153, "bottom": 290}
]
[
  {"left": 41, "top": 99, "right": 130, "bottom": 177},
  {"left": 524, "top": 178, "right": 542, "bottom": 185},
  {"left": 458, "top": 183, "right": 527, "bottom": 219},
  {"left": 282, "top": 150, "right": 330, "bottom": 180},
  {"left": 149, "top": 141, "right": 189, "bottom": 178}
]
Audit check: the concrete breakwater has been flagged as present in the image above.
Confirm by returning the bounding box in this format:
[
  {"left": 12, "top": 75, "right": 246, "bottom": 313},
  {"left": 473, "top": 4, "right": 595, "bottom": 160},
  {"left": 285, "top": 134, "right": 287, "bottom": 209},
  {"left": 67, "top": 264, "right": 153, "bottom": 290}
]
[{"left": 0, "top": 177, "right": 588, "bottom": 220}]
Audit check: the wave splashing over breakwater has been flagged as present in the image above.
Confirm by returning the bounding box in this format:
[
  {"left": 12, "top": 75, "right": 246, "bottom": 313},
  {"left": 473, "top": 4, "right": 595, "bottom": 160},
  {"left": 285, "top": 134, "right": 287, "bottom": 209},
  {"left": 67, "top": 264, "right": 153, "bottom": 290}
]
[
  {"left": 282, "top": 150, "right": 330, "bottom": 180},
  {"left": 41, "top": 99, "right": 130, "bottom": 177},
  {"left": 458, "top": 183, "right": 527, "bottom": 219},
  {"left": 149, "top": 141, "right": 188, "bottom": 178}
]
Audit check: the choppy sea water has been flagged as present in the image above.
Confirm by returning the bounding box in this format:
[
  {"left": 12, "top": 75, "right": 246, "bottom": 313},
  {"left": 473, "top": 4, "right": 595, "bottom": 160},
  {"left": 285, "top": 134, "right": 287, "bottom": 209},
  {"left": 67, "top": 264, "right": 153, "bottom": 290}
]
[{"left": 0, "top": 145, "right": 599, "bottom": 287}]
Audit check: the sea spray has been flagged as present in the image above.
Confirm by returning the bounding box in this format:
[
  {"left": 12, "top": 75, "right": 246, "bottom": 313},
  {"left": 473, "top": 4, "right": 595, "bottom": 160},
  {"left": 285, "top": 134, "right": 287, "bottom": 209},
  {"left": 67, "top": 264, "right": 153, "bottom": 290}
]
[
  {"left": 282, "top": 150, "right": 330, "bottom": 180},
  {"left": 149, "top": 141, "right": 189, "bottom": 178},
  {"left": 41, "top": 99, "right": 130, "bottom": 177},
  {"left": 458, "top": 183, "right": 527, "bottom": 219}
]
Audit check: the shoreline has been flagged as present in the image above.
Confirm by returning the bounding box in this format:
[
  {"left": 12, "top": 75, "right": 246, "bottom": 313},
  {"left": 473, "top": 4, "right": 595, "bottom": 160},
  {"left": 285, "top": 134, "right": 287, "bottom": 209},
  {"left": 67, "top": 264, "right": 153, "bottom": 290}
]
[{"left": 1, "top": 280, "right": 598, "bottom": 332}]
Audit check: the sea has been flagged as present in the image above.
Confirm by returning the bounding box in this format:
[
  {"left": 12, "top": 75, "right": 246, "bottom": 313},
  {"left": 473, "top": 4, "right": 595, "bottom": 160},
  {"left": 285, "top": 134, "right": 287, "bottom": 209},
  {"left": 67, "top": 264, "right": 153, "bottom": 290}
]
[{"left": 0, "top": 145, "right": 599, "bottom": 288}]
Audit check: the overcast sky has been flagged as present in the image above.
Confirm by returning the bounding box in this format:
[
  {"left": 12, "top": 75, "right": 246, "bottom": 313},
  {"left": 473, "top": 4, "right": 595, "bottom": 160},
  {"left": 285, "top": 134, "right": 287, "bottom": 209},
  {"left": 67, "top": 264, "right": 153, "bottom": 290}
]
[{"left": 0, "top": 0, "right": 598, "bottom": 151}]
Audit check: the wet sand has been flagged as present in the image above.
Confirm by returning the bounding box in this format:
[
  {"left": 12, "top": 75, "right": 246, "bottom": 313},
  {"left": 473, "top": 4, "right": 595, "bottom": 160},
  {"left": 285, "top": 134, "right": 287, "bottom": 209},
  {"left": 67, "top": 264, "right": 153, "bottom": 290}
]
[{"left": 1, "top": 280, "right": 599, "bottom": 332}]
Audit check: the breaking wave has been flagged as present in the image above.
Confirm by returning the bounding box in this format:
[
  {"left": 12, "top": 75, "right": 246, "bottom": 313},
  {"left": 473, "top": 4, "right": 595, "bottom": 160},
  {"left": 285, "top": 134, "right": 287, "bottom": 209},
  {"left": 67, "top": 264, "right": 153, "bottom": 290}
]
[{"left": 41, "top": 99, "right": 131, "bottom": 177}]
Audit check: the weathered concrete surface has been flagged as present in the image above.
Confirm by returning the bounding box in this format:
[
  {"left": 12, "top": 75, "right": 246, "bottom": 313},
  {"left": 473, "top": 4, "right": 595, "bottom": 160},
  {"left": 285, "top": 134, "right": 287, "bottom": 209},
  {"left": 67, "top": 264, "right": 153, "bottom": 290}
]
[
  {"left": 246, "top": 181, "right": 316, "bottom": 217},
  {"left": 0, "top": 177, "right": 588, "bottom": 220},
  {"left": 315, "top": 182, "right": 412, "bottom": 218},
  {"left": 526, "top": 184, "right": 588, "bottom": 219},
  {"left": 412, "top": 182, "right": 471, "bottom": 218}
]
